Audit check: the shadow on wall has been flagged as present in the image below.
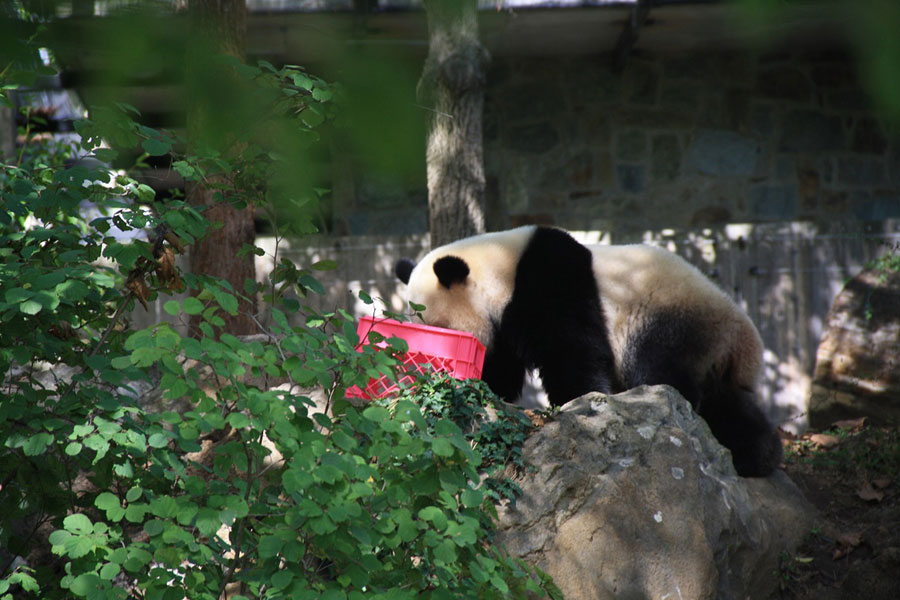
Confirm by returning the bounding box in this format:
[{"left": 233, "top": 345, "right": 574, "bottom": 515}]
[{"left": 131, "top": 221, "right": 900, "bottom": 433}]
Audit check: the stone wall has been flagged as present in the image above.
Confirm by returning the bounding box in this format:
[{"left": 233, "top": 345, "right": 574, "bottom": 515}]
[{"left": 483, "top": 50, "right": 900, "bottom": 235}]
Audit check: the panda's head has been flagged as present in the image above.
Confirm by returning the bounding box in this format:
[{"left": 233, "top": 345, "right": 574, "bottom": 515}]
[{"left": 394, "top": 227, "right": 535, "bottom": 346}]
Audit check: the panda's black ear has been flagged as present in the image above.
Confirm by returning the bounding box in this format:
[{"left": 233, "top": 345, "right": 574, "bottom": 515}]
[
  {"left": 395, "top": 258, "right": 416, "bottom": 284},
  {"left": 433, "top": 256, "right": 470, "bottom": 289}
]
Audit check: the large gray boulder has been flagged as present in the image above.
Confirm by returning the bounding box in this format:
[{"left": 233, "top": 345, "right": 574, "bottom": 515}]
[
  {"left": 808, "top": 267, "right": 900, "bottom": 429},
  {"left": 497, "top": 386, "right": 812, "bottom": 600}
]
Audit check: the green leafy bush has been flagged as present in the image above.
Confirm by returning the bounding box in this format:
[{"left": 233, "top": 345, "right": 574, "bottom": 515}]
[{"left": 0, "top": 27, "right": 553, "bottom": 600}]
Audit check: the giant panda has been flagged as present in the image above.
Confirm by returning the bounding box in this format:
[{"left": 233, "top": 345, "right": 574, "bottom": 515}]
[{"left": 394, "top": 225, "right": 782, "bottom": 477}]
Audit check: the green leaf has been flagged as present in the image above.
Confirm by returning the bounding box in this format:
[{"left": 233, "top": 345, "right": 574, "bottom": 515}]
[
  {"left": 124, "top": 503, "right": 148, "bottom": 523},
  {"left": 148, "top": 433, "right": 169, "bottom": 448},
  {"left": 227, "top": 412, "right": 251, "bottom": 429},
  {"left": 69, "top": 573, "right": 101, "bottom": 596},
  {"left": 64, "top": 536, "right": 95, "bottom": 559},
  {"left": 125, "top": 486, "right": 143, "bottom": 503},
  {"left": 182, "top": 297, "right": 204, "bottom": 315},
  {"left": 149, "top": 496, "right": 179, "bottom": 519},
  {"left": 432, "top": 438, "right": 454, "bottom": 458},
  {"left": 434, "top": 539, "right": 457, "bottom": 563},
  {"left": 362, "top": 406, "right": 389, "bottom": 422},
  {"left": 310, "top": 259, "right": 338, "bottom": 271},
  {"left": 22, "top": 433, "right": 53, "bottom": 456},
  {"left": 213, "top": 288, "right": 239, "bottom": 314},
  {"left": 163, "top": 300, "right": 180, "bottom": 316},
  {"left": 460, "top": 487, "right": 483, "bottom": 508},
  {"left": 142, "top": 137, "right": 171, "bottom": 156},
  {"left": 95, "top": 492, "right": 126, "bottom": 522},
  {"left": 271, "top": 570, "right": 293, "bottom": 589},
  {"left": 258, "top": 535, "right": 283, "bottom": 559},
  {"left": 63, "top": 514, "right": 93, "bottom": 535},
  {"left": 19, "top": 299, "right": 42, "bottom": 315},
  {"left": 99, "top": 562, "right": 121, "bottom": 581},
  {"left": 110, "top": 356, "right": 133, "bottom": 370}
]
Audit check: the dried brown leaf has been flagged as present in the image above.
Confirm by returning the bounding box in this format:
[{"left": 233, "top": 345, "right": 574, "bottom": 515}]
[
  {"left": 126, "top": 273, "right": 150, "bottom": 310},
  {"left": 856, "top": 481, "right": 885, "bottom": 502},
  {"left": 837, "top": 531, "right": 863, "bottom": 547},
  {"left": 872, "top": 478, "right": 892, "bottom": 490},
  {"left": 809, "top": 433, "right": 841, "bottom": 449},
  {"left": 156, "top": 247, "right": 184, "bottom": 293},
  {"left": 831, "top": 416, "right": 867, "bottom": 431},
  {"left": 524, "top": 409, "right": 546, "bottom": 428},
  {"left": 832, "top": 531, "right": 863, "bottom": 560}
]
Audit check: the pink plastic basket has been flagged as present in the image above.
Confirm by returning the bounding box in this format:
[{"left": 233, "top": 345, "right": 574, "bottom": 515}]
[{"left": 346, "top": 316, "right": 486, "bottom": 400}]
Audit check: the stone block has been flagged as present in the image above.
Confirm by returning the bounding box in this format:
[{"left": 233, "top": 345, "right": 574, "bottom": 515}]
[
  {"left": 687, "top": 130, "right": 760, "bottom": 176},
  {"left": 757, "top": 66, "right": 813, "bottom": 102},
  {"left": 651, "top": 134, "right": 681, "bottom": 183},
  {"left": 624, "top": 60, "right": 659, "bottom": 106},
  {"left": 838, "top": 156, "right": 885, "bottom": 186},
  {"left": 749, "top": 184, "right": 798, "bottom": 219},
  {"left": 775, "top": 155, "right": 796, "bottom": 181},
  {"left": 748, "top": 105, "right": 775, "bottom": 139},
  {"left": 810, "top": 64, "right": 857, "bottom": 88},
  {"left": 779, "top": 110, "right": 845, "bottom": 152},
  {"left": 504, "top": 122, "right": 559, "bottom": 154},
  {"left": 826, "top": 89, "right": 872, "bottom": 111},
  {"left": 593, "top": 151, "right": 616, "bottom": 187},
  {"left": 617, "top": 164, "right": 645, "bottom": 194},
  {"left": 616, "top": 129, "right": 646, "bottom": 162},
  {"left": 501, "top": 82, "right": 564, "bottom": 121},
  {"left": 659, "top": 80, "right": 703, "bottom": 118},
  {"left": 565, "top": 61, "right": 618, "bottom": 108},
  {"left": 851, "top": 117, "right": 887, "bottom": 154},
  {"left": 850, "top": 193, "right": 900, "bottom": 220}
]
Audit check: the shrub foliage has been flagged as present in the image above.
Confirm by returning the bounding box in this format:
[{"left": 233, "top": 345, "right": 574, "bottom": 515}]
[{"left": 0, "top": 22, "right": 550, "bottom": 600}]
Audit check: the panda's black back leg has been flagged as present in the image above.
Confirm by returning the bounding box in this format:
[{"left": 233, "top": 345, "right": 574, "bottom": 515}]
[
  {"left": 621, "top": 311, "right": 781, "bottom": 477},
  {"left": 699, "top": 381, "right": 783, "bottom": 477}
]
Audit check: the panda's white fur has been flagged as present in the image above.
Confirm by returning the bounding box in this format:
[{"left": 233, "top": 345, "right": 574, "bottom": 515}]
[
  {"left": 590, "top": 242, "right": 764, "bottom": 394},
  {"left": 397, "top": 225, "right": 780, "bottom": 476},
  {"left": 404, "top": 228, "right": 533, "bottom": 344}
]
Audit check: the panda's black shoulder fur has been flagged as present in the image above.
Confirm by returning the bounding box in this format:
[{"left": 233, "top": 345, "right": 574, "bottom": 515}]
[{"left": 482, "top": 227, "right": 618, "bottom": 404}]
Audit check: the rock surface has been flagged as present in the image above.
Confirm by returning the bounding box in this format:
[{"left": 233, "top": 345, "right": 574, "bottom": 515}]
[
  {"left": 808, "top": 267, "right": 900, "bottom": 429},
  {"left": 496, "top": 386, "right": 812, "bottom": 600}
]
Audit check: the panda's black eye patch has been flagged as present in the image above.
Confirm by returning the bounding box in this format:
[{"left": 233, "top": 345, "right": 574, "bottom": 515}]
[
  {"left": 395, "top": 258, "right": 416, "bottom": 284},
  {"left": 433, "top": 256, "right": 470, "bottom": 289}
]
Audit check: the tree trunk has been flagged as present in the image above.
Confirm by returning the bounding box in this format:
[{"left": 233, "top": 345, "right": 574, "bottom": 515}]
[
  {"left": 186, "top": 0, "right": 257, "bottom": 335},
  {"left": 419, "top": 0, "right": 489, "bottom": 248},
  {"left": 0, "top": 105, "right": 14, "bottom": 163}
]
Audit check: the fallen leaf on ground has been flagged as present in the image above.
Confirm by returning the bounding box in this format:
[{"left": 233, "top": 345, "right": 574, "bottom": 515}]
[
  {"left": 831, "top": 417, "right": 867, "bottom": 431},
  {"left": 809, "top": 433, "right": 841, "bottom": 448},
  {"left": 833, "top": 531, "right": 863, "bottom": 560},
  {"left": 856, "top": 481, "right": 885, "bottom": 502},
  {"left": 872, "top": 478, "right": 892, "bottom": 489},
  {"left": 778, "top": 427, "right": 798, "bottom": 441},
  {"left": 524, "top": 410, "right": 546, "bottom": 427}
]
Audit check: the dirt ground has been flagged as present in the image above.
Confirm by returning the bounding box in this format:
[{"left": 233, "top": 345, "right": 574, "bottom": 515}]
[{"left": 770, "top": 419, "right": 900, "bottom": 599}]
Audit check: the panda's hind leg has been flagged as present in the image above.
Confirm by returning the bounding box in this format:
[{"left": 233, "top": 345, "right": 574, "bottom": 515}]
[
  {"left": 620, "top": 310, "right": 707, "bottom": 407},
  {"left": 699, "top": 379, "right": 783, "bottom": 477},
  {"left": 621, "top": 311, "right": 781, "bottom": 477}
]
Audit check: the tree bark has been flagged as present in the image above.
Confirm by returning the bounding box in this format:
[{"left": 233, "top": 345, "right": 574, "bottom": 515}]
[
  {"left": 186, "top": 0, "right": 257, "bottom": 335},
  {"left": 419, "top": 0, "right": 489, "bottom": 248},
  {"left": 0, "top": 105, "right": 14, "bottom": 163}
]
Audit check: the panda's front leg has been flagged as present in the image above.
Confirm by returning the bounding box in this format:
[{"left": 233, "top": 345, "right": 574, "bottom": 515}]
[
  {"left": 481, "top": 337, "right": 527, "bottom": 403},
  {"left": 537, "top": 350, "right": 617, "bottom": 407}
]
